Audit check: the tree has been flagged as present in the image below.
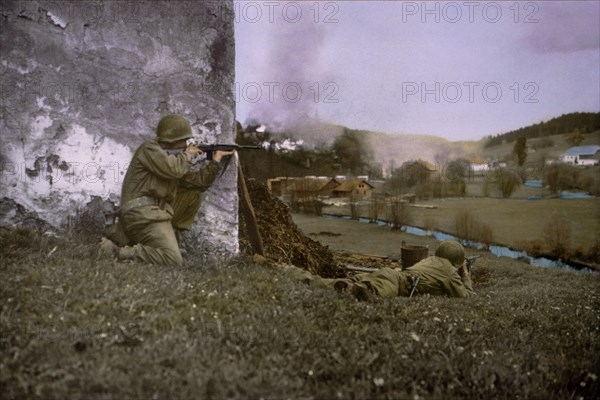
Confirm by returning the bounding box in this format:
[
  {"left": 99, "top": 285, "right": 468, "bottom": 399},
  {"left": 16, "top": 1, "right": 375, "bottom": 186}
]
[
  {"left": 565, "top": 128, "right": 584, "bottom": 147},
  {"left": 492, "top": 168, "right": 521, "bottom": 198},
  {"left": 513, "top": 137, "right": 527, "bottom": 166},
  {"left": 544, "top": 212, "right": 571, "bottom": 258}
]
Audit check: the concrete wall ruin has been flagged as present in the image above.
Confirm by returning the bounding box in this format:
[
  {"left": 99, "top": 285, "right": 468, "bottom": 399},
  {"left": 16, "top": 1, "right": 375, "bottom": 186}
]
[{"left": 0, "top": 1, "right": 238, "bottom": 255}]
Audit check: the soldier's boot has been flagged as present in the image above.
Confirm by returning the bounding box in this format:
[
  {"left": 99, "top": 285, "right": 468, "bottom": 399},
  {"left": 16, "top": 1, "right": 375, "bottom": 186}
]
[
  {"left": 97, "top": 237, "right": 118, "bottom": 260},
  {"left": 98, "top": 237, "right": 136, "bottom": 263}
]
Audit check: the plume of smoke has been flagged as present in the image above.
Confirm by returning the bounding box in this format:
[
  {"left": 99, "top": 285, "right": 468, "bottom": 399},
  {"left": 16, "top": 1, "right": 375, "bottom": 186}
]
[
  {"left": 244, "top": 2, "right": 331, "bottom": 133},
  {"left": 364, "top": 133, "right": 467, "bottom": 177}
]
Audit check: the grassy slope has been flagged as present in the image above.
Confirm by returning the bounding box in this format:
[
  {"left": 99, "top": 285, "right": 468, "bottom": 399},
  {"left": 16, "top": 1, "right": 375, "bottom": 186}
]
[
  {"left": 478, "top": 131, "right": 600, "bottom": 164},
  {"left": 1, "top": 229, "right": 600, "bottom": 399}
]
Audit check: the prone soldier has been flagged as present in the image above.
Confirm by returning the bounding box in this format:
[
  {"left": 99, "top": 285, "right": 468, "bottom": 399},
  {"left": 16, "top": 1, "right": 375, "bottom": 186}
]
[{"left": 281, "top": 240, "right": 475, "bottom": 299}]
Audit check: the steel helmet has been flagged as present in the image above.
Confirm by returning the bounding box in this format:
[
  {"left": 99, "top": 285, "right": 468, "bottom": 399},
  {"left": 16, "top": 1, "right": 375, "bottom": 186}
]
[
  {"left": 156, "top": 115, "right": 192, "bottom": 143},
  {"left": 435, "top": 240, "right": 465, "bottom": 267}
]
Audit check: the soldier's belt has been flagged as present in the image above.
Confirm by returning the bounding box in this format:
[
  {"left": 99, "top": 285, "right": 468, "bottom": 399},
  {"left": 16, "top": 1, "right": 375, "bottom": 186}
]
[{"left": 120, "top": 196, "right": 161, "bottom": 215}]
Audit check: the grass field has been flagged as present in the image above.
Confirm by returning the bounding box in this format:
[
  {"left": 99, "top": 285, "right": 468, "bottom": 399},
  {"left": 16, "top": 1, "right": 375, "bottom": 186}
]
[
  {"left": 323, "top": 197, "right": 600, "bottom": 254},
  {"left": 410, "top": 198, "right": 599, "bottom": 250},
  {"left": 1, "top": 227, "right": 600, "bottom": 399}
]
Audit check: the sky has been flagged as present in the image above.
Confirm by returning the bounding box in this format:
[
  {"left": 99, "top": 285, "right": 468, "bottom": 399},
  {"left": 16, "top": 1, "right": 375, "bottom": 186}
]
[{"left": 234, "top": 0, "right": 600, "bottom": 141}]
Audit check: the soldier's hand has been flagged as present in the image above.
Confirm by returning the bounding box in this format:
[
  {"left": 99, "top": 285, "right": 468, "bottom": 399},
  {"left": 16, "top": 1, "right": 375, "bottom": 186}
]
[
  {"left": 459, "top": 261, "right": 470, "bottom": 278},
  {"left": 186, "top": 144, "right": 202, "bottom": 156},
  {"left": 213, "top": 150, "right": 236, "bottom": 163}
]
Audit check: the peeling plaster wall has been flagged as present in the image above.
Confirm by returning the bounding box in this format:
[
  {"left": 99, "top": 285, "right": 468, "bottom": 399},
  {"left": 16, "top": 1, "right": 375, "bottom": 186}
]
[{"left": 0, "top": 1, "right": 238, "bottom": 254}]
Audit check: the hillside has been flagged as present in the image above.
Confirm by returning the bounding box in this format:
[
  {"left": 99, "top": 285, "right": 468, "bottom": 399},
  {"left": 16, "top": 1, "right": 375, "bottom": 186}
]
[
  {"left": 484, "top": 112, "right": 600, "bottom": 148},
  {"left": 480, "top": 130, "right": 600, "bottom": 164},
  {"left": 238, "top": 112, "right": 600, "bottom": 184}
]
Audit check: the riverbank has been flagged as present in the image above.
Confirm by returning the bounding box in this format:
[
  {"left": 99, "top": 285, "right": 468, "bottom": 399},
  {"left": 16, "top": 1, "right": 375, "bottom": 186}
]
[
  {"left": 319, "top": 197, "right": 599, "bottom": 257},
  {"left": 292, "top": 213, "right": 599, "bottom": 272}
]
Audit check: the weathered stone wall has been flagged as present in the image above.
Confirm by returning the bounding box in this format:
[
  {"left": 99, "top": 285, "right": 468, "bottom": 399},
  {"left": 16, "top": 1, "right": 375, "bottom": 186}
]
[{"left": 0, "top": 1, "right": 238, "bottom": 254}]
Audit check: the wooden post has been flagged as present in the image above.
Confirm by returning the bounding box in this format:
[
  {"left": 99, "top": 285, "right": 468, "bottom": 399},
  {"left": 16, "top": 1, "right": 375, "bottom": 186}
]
[{"left": 238, "top": 164, "right": 265, "bottom": 256}]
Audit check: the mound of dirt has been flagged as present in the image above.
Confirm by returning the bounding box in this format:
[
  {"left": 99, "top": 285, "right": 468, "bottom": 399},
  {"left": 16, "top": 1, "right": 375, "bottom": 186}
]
[{"left": 239, "top": 179, "right": 342, "bottom": 278}]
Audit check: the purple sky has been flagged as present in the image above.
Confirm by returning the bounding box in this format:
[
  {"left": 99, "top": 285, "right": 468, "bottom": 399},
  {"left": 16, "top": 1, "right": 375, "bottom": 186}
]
[{"left": 235, "top": 1, "right": 600, "bottom": 141}]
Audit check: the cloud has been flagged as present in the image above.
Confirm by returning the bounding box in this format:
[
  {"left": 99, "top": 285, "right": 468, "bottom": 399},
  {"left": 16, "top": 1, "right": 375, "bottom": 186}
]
[{"left": 522, "top": 2, "right": 600, "bottom": 54}]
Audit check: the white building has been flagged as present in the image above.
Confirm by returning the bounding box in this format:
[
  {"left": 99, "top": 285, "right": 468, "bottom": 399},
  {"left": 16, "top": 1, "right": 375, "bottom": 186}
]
[{"left": 561, "top": 145, "right": 600, "bottom": 166}]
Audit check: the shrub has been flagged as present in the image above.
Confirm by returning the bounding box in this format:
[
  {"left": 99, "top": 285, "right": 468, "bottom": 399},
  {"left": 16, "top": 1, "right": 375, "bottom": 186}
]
[
  {"left": 455, "top": 209, "right": 480, "bottom": 243},
  {"left": 368, "top": 196, "right": 385, "bottom": 223},
  {"left": 576, "top": 174, "right": 600, "bottom": 196},
  {"left": 585, "top": 239, "right": 600, "bottom": 263},
  {"left": 544, "top": 164, "right": 580, "bottom": 194},
  {"left": 416, "top": 178, "right": 465, "bottom": 199},
  {"left": 309, "top": 199, "right": 324, "bottom": 216},
  {"left": 496, "top": 168, "right": 522, "bottom": 198},
  {"left": 389, "top": 199, "right": 409, "bottom": 231},
  {"left": 544, "top": 213, "right": 572, "bottom": 258},
  {"left": 480, "top": 224, "right": 494, "bottom": 249},
  {"left": 517, "top": 239, "right": 546, "bottom": 257}
]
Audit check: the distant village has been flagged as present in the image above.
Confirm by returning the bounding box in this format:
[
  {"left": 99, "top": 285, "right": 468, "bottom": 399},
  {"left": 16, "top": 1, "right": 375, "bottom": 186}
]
[{"left": 266, "top": 145, "right": 600, "bottom": 202}]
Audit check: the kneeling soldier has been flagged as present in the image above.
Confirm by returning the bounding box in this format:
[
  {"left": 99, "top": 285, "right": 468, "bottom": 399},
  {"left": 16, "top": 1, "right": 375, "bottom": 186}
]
[{"left": 100, "top": 114, "right": 234, "bottom": 265}]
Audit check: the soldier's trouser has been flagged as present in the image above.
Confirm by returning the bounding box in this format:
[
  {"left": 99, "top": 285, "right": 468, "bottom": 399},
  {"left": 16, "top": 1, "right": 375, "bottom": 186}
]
[
  {"left": 171, "top": 189, "right": 203, "bottom": 231},
  {"left": 354, "top": 268, "right": 410, "bottom": 298},
  {"left": 281, "top": 265, "right": 353, "bottom": 290},
  {"left": 122, "top": 208, "right": 183, "bottom": 266},
  {"left": 283, "top": 265, "right": 409, "bottom": 298}
]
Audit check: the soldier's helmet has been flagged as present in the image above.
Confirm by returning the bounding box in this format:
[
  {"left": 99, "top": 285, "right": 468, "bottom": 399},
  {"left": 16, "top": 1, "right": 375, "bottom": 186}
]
[
  {"left": 435, "top": 240, "right": 465, "bottom": 267},
  {"left": 156, "top": 115, "right": 193, "bottom": 143}
]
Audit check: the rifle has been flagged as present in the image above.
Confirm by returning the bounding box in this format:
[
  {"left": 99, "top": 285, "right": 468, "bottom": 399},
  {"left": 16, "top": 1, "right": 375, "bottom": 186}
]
[
  {"left": 193, "top": 143, "right": 263, "bottom": 161},
  {"left": 466, "top": 255, "right": 481, "bottom": 273}
]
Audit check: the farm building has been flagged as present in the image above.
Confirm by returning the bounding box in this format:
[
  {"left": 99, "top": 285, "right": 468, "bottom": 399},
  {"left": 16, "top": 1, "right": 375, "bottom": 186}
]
[
  {"left": 401, "top": 160, "right": 438, "bottom": 184},
  {"left": 561, "top": 145, "right": 600, "bottom": 166},
  {"left": 466, "top": 157, "right": 489, "bottom": 173},
  {"left": 287, "top": 177, "right": 340, "bottom": 198},
  {"left": 267, "top": 177, "right": 297, "bottom": 197},
  {"left": 331, "top": 178, "right": 375, "bottom": 200}
]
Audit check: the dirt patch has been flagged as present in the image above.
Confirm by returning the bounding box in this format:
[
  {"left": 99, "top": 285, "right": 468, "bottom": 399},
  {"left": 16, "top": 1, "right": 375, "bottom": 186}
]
[{"left": 239, "top": 179, "right": 343, "bottom": 278}]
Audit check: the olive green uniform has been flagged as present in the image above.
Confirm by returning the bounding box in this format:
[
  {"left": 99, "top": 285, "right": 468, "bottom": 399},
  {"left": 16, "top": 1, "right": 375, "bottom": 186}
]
[
  {"left": 119, "top": 140, "right": 220, "bottom": 265},
  {"left": 283, "top": 256, "right": 474, "bottom": 298}
]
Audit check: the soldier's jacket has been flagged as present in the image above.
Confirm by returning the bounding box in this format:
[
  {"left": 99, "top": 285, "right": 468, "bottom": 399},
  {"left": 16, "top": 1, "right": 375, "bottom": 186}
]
[
  {"left": 110, "top": 140, "right": 221, "bottom": 264},
  {"left": 403, "top": 256, "right": 474, "bottom": 298},
  {"left": 120, "top": 139, "right": 220, "bottom": 222}
]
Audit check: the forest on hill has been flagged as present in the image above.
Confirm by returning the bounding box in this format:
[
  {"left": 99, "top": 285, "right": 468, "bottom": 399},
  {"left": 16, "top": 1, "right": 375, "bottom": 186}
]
[{"left": 483, "top": 112, "right": 600, "bottom": 148}]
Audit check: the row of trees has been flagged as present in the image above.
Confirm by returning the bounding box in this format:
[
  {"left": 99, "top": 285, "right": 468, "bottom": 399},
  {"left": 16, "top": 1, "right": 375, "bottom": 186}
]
[{"left": 484, "top": 112, "right": 600, "bottom": 148}]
